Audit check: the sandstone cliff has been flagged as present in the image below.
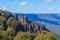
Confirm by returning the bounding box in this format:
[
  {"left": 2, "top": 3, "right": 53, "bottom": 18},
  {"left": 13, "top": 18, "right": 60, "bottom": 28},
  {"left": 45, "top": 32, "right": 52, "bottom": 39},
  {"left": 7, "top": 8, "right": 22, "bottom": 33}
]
[
  {"left": 17, "top": 16, "right": 47, "bottom": 34},
  {"left": 0, "top": 10, "right": 48, "bottom": 34}
]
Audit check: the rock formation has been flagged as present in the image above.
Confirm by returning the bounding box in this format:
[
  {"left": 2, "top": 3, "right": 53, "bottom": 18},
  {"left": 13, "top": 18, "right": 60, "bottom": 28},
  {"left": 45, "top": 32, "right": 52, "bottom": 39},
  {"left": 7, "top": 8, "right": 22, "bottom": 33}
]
[
  {"left": 18, "top": 16, "right": 47, "bottom": 34},
  {"left": 0, "top": 10, "right": 48, "bottom": 34}
]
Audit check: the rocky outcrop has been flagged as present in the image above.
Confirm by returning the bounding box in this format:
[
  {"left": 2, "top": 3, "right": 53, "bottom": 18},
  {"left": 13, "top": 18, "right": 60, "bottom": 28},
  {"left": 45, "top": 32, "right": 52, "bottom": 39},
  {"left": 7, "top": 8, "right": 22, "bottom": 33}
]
[
  {"left": 0, "top": 10, "right": 13, "bottom": 19},
  {"left": 18, "top": 16, "right": 47, "bottom": 34},
  {"left": 18, "top": 16, "right": 28, "bottom": 24},
  {"left": 0, "top": 10, "right": 48, "bottom": 34}
]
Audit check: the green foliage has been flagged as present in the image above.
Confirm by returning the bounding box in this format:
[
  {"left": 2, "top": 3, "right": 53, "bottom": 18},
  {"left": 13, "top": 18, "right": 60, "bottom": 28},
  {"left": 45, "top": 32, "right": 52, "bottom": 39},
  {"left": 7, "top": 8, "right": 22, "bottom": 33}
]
[
  {"left": 7, "top": 17, "right": 18, "bottom": 27},
  {"left": 0, "top": 31, "right": 8, "bottom": 40},
  {"left": 0, "top": 26, "right": 4, "bottom": 31},
  {"left": 0, "top": 26, "right": 16, "bottom": 40},
  {"left": 7, "top": 17, "right": 18, "bottom": 30},
  {"left": 0, "top": 16, "right": 6, "bottom": 27},
  {"left": 7, "top": 26, "right": 16, "bottom": 35},
  {"left": 0, "top": 16, "right": 6, "bottom": 21},
  {"left": 13, "top": 32, "right": 32, "bottom": 40},
  {"left": 6, "top": 26, "right": 16, "bottom": 40},
  {"left": 34, "top": 30, "right": 56, "bottom": 40}
]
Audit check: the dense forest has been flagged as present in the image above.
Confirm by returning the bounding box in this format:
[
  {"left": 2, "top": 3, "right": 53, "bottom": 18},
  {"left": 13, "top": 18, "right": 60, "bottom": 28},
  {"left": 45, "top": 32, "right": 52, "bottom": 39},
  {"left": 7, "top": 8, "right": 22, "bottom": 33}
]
[{"left": 0, "top": 10, "right": 59, "bottom": 40}]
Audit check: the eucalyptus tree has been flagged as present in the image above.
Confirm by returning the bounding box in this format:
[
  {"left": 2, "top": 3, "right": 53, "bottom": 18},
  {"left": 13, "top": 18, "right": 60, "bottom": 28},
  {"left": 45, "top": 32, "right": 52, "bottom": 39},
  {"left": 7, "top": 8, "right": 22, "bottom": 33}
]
[
  {"left": 6, "top": 26, "right": 16, "bottom": 40},
  {"left": 0, "top": 31, "right": 8, "bottom": 40},
  {"left": 7, "top": 17, "right": 18, "bottom": 30},
  {"left": 34, "top": 30, "right": 56, "bottom": 40},
  {"left": 13, "top": 32, "right": 33, "bottom": 40},
  {"left": 0, "top": 26, "right": 4, "bottom": 31},
  {"left": 0, "top": 16, "right": 6, "bottom": 26}
]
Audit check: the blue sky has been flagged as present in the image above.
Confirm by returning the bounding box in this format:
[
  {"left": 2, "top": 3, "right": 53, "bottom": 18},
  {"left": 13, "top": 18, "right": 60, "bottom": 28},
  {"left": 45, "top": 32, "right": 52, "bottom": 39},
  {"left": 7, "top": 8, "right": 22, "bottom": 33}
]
[{"left": 0, "top": 0, "right": 60, "bottom": 13}]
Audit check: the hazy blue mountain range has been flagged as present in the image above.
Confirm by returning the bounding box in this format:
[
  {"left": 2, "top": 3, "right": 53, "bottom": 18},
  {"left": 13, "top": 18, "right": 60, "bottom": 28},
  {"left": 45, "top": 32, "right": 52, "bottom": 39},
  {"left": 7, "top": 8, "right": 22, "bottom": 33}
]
[{"left": 15, "top": 13, "right": 60, "bottom": 35}]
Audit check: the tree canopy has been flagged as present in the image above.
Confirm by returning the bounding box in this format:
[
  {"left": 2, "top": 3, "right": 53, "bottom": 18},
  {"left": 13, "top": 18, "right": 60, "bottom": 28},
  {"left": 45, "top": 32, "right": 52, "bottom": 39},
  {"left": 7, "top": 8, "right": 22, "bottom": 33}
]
[
  {"left": 13, "top": 32, "right": 32, "bottom": 40},
  {"left": 34, "top": 30, "right": 56, "bottom": 40}
]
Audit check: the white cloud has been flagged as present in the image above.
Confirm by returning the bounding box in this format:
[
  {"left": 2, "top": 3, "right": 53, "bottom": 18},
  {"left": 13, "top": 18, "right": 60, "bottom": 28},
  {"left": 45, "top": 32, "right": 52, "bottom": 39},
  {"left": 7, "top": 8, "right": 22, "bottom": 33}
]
[
  {"left": 48, "top": 7, "right": 55, "bottom": 10},
  {"left": 45, "top": 0, "right": 54, "bottom": 2},
  {"left": 20, "top": 2, "right": 28, "bottom": 6}
]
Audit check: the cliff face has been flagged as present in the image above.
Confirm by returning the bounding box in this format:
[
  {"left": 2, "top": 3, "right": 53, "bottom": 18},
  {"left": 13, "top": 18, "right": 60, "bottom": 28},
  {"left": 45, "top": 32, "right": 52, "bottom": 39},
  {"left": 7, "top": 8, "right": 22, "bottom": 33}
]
[
  {"left": 17, "top": 16, "right": 47, "bottom": 34},
  {"left": 0, "top": 10, "right": 48, "bottom": 34}
]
